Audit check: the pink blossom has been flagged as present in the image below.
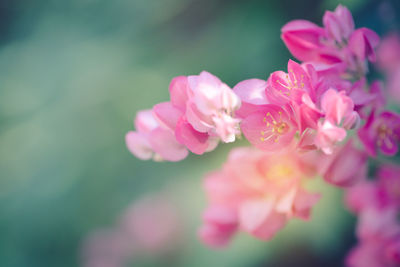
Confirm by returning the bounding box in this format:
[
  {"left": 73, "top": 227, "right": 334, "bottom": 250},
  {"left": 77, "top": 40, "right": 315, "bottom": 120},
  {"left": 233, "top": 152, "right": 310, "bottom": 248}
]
[
  {"left": 127, "top": 72, "right": 242, "bottom": 159},
  {"left": 281, "top": 5, "right": 379, "bottom": 77},
  {"left": 125, "top": 110, "right": 189, "bottom": 161},
  {"left": 240, "top": 104, "right": 298, "bottom": 151},
  {"left": 358, "top": 110, "right": 400, "bottom": 157},
  {"left": 199, "top": 147, "right": 320, "bottom": 246},
  {"left": 186, "top": 71, "right": 241, "bottom": 143}
]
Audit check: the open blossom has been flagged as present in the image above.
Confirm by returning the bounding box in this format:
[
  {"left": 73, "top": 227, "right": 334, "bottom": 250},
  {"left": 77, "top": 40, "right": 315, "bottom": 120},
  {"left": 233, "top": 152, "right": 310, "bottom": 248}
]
[
  {"left": 240, "top": 104, "right": 298, "bottom": 151},
  {"left": 281, "top": 5, "right": 379, "bottom": 77},
  {"left": 358, "top": 110, "right": 400, "bottom": 157},
  {"left": 126, "top": 71, "right": 241, "bottom": 161},
  {"left": 199, "top": 147, "right": 320, "bottom": 247},
  {"left": 237, "top": 59, "right": 359, "bottom": 154},
  {"left": 185, "top": 71, "right": 241, "bottom": 143}
]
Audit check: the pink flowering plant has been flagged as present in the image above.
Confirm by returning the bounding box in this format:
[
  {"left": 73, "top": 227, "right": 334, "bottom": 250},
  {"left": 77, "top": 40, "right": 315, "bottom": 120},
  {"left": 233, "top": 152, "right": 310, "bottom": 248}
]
[{"left": 125, "top": 5, "right": 400, "bottom": 266}]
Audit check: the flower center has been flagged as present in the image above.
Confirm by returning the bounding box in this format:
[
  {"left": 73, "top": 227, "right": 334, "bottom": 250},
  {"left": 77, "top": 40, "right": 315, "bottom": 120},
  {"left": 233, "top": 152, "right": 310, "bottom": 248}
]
[{"left": 260, "top": 111, "right": 290, "bottom": 143}]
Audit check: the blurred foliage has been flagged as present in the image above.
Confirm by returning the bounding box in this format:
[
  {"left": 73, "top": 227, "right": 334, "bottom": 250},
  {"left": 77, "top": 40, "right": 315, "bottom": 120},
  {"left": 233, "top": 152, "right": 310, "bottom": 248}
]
[{"left": 0, "top": 0, "right": 399, "bottom": 266}]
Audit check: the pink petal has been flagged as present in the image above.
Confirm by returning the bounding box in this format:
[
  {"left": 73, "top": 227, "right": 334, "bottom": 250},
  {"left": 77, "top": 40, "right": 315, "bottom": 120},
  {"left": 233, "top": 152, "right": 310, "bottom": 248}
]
[
  {"left": 281, "top": 20, "right": 325, "bottom": 62},
  {"left": 233, "top": 78, "right": 268, "bottom": 105},
  {"left": 239, "top": 199, "right": 287, "bottom": 240},
  {"left": 149, "top": 128, "right": 188, "bottom": 161},
  {"left": 134, "top": 110, "right": 159, "bottom": 134},
  {"left": 125, "top": 131, "right": 153, "bottom": 160},
  {"left": 169, "top": 76, "right": 189, "bottom": 111},
  {"left": 175, "top": 117, "right": 210, "bottom": 155},
  {"left": 152, "top": 102, "right": 183, "bottom": 131},
  {"left": 293, "top": 190, "right": 321, "bottom": 220}
]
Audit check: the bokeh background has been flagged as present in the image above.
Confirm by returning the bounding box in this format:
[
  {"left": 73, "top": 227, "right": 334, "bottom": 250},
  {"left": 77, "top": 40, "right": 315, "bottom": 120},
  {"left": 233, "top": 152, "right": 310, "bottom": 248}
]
[{"left": 0, "top": 0, "right": 399, "bottom": 266}]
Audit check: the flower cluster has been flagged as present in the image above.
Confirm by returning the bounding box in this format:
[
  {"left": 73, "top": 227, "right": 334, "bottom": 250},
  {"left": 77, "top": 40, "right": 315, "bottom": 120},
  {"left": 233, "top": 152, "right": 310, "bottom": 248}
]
[
  {"left": 126, "top": 72, "right": 241, "bottom": 161},
  {"left": 345, "top": 164, "right": 400, "bottom": 267},
  {"left": 125, "top": 3, "right": 400, "bottom": 267}
]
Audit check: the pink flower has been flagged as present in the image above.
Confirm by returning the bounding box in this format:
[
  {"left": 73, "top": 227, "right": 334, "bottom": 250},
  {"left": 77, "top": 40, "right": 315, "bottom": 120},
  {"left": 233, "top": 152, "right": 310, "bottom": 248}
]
[
  {"left": 358, "top": 110, "right": 400, "bottom": 157},
  {"left": 199, "top": 147, "right": 320, "bottom": 247},
  {"left": 127, "top": 72, "right": 242, "bottom": 160},
  {"left": 281, "top": 5, "right": 379, "bottom": 77},
  {"left": 125, "top": 110, "right": 189, "bottom": 161},
  {"left": 319, "top": 140, "right": 368, "bottom": 186},
  {"left": 240, "top": 104, "right": 298, "bottom": 151},
  {"left": 186, "top": 71, "right": 241, "bottom": 143}
]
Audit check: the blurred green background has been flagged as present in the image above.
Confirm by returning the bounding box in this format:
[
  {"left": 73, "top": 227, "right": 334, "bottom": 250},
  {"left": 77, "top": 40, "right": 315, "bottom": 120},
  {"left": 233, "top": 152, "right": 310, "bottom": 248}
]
[{"left": 0, "top": 0, "right": 399, "bottom": 266}]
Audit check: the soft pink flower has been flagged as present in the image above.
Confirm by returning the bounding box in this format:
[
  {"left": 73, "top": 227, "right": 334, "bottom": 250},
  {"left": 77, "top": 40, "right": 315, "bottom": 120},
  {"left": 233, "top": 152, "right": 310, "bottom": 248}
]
[
  {"left": 240, "top": 104, "right": 298, "bottom": 151},
  {"left": 358, "top": 110, "right": 400, "bottom": 157},
  {"left": 126, "top": 110, "right": 189, "bottom": 161},
  {"left": 199, "top": 147, "right": 320, "bottom": 247},
  {"left": 186, "top": 71, "right": 241, "bottom": 143}
]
